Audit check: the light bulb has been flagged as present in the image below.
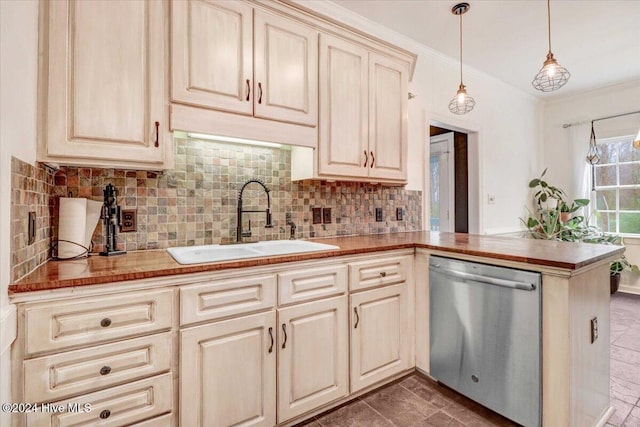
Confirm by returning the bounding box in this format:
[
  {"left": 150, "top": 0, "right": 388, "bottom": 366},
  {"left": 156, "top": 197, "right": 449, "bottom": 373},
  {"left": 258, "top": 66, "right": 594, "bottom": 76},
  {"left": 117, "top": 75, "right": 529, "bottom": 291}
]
[
  {"left": 546, "top": 64, "right": 556, "bottom": 77},
  {"left": 457, "top": 92, "right": 466, "bottom": 103}
]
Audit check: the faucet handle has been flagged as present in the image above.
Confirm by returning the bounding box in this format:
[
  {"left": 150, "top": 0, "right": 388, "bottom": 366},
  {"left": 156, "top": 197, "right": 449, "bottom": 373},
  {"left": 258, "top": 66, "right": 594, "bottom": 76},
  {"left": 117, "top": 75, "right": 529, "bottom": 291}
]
[{"left": 265, "top": 209, "right": 273, "bottom": 228}]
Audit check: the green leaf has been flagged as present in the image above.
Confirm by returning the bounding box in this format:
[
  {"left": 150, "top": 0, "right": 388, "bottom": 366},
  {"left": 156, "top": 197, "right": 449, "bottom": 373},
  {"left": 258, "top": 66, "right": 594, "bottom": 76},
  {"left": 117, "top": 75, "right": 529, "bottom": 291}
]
[
  {"left": 541, "top": 181, "right": 548, "bottom": 188},
  {"left": 574, "top": 199, "right": 590, "bottom": 207},
  {"left": 541, "top": 168, "right": 547, "bottom": 177},
  {"left": 540, "top": 193, "right": 547, "bottom": 202},
  {"left": 529, "top": 179, "right": 540, "bottom": 188}
]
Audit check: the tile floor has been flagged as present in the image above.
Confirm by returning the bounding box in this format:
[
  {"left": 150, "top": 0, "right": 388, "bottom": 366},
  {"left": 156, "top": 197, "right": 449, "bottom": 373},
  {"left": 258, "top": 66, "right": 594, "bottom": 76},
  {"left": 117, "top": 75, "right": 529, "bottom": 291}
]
[
  {"left": 608, "top": 292, "right": 640, "bottom": 427},
  {"left": 296, "top": 292, "right": 640, "bottom": 427}
]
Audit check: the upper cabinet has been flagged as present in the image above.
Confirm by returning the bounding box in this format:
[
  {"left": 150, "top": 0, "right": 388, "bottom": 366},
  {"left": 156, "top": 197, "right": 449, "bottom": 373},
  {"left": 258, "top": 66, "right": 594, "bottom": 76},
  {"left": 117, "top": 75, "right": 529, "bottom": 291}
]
[
  {"left": 40, "top": 0, "right": 173, "bottom": 170},
  {"left": 294, "top": 33, "right": 411, "bottom": 184},
  {"left": 171, "top": 0, "right": 318, "bottom": 147}
]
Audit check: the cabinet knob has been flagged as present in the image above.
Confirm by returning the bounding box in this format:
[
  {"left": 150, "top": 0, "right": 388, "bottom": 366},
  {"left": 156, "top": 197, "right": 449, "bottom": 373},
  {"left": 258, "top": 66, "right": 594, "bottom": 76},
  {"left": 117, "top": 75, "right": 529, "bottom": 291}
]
[
  {"left": 281, "top": 323, "right": 287, "bottom": 349},
  {"left": 354, "top": 307, "right": 360, "bottom": 329},
  {"left": 363, "top": 150, "right": 368, "bottom": 167},
  {"left": 245, "top": 79, "right": 251, "bottom": 101},
  {"left": 100, "top": 318, "right": 112, "bottom": 327},
  {"left": 370, "top": 151, "right": 375, "bottom": 168},
  {"left": 268, "top": 327, "right": 274, "bottom": 353},
  {"left": 99, "top": 409, "right": 111, "bottom": 419},
  {"left": 154, "top": 121, "right": 160, "bottom": 148},
  {"left": 380, "top": 271, "right": 387, "bottom": 278},
  {"left": 258, "top": 82, "right": 263, "bottom": 104},
  {"left": 99, "top": 366, "right": 112, "bottom": 376}
]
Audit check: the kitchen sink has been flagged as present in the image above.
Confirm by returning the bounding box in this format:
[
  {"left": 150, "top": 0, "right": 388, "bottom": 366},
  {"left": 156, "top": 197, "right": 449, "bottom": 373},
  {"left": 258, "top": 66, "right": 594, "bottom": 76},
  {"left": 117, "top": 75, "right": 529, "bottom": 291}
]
[{"left": 167, "top": 240, "right": 340, "bottom": 265}]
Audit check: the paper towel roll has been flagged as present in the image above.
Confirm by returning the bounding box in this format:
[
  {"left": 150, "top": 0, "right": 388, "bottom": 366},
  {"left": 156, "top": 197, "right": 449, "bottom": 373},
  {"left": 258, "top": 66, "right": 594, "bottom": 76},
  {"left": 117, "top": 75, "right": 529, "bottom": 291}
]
[{"left": 58, "top": 198, "right": 102, "bottom": 258}]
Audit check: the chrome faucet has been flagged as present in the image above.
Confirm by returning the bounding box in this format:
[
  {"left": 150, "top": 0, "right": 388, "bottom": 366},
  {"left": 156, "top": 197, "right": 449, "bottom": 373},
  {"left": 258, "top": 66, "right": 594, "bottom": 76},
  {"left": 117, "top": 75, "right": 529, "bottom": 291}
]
[{"left": 236, "top": 179, "right": 273, "bottom": 242}]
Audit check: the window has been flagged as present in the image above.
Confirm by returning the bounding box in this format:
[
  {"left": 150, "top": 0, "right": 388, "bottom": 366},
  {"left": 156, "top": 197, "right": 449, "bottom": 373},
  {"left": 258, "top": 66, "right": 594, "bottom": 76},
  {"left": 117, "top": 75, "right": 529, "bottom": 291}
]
[{"left": 593, "top": 135, "right": 640, "bottom": 235}]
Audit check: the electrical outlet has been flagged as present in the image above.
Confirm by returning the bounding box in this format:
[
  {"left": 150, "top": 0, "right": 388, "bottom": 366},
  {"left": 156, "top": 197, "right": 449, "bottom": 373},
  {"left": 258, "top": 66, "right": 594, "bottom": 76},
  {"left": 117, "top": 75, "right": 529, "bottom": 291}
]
[
  {"left": 28, "top": 211, "right": 36, "bottom": 245},
  {"left": 591, "top": 317, "right": 598, "bottom": 343},
  {"left": 121, "top": 209, "right": 137, "bottom": 232},
  {"left": 312, "top": 208, "right": 322, "bottom": 224},
  {"left": 375, "top": 207, "right": 383, "bottom": 222},
  {"left": 396, "top": 207, "right": 403, "bottom": 221},
  {"left": 322, "top": 208, "right": 332, "bottom": 224}
]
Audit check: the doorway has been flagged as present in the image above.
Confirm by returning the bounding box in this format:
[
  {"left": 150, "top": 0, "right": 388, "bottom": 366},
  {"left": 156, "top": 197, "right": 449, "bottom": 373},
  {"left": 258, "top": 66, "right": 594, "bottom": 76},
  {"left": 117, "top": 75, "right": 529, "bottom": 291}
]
[{"left": 429, "top": 125, "right": 469, "bottom": 233}]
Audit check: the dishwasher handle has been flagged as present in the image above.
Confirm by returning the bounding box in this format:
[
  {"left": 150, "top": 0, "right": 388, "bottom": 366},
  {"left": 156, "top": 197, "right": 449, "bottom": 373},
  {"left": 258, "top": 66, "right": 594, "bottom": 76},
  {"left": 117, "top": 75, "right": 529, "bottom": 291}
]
[{"left": 432, "top": 266, "right": 536, "bottom": 291}]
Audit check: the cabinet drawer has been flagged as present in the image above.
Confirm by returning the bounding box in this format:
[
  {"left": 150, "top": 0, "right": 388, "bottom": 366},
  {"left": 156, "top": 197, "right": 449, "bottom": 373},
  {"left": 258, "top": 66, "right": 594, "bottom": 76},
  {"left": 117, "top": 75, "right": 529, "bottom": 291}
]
[
  {"left": 278, "top": 264, "right": 347, "bottom": 305},
  {"left": 180, "top": 274, "right": 276, "bottom": 325},
  {"left": 130, "top": 413, "right": 172, "bottom": 426},
  {"left": 25, "top": 289, "right": 173, "bottom": 355},
  {"left": 26, "top": 373, "right": 172, "bottom": 427},
  {"left": 24, "top": 333, "right": 172, "bottom": 403},
  {"left": 349, "top": 255, "right": 411, "bottom": 291}
]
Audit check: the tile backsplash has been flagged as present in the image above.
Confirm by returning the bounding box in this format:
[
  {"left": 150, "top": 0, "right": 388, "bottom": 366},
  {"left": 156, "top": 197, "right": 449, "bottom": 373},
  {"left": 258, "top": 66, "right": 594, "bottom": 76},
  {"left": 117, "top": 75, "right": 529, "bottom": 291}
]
[
  {"left": 10, "top": 157, "right": 54, "bottom": 281},
  {"left": 10, "top": 138, "right": 421, "bottom": 278}
]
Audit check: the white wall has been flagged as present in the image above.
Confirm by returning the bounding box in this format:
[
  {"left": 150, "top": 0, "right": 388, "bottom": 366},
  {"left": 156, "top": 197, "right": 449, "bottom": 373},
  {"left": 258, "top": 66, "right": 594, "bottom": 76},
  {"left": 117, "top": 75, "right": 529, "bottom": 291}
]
[
  {"left": 299, "top": 1, "right": 545, "bottom": 235},
  {"left": 0, "top": 0, "right": 39, "bottom": 419}
]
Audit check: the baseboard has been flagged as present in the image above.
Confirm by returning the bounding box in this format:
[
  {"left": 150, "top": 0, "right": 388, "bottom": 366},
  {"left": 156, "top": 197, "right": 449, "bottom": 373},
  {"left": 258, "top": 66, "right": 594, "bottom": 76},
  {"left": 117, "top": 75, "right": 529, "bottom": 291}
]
[
  {"left": 594, "top": 406, "right": 615, "bottom": 427},
  {"left": 0, "top": 304, "right": 16, "bottom": 355},
  {"left": 619, "top": 285, "right": 640, "bottom": 296}
]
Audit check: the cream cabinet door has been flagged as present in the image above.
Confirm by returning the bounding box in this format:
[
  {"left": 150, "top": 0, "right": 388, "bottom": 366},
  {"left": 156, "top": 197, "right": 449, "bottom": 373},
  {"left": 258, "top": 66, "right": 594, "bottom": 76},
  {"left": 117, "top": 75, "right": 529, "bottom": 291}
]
[
  {"left": 180, "top": 311, "right": 276, "bottom": 427},
  {"left": 277, "top": 296, "right": 348, "bottom": 422},
  {"left": 171, "top": 0, "right": 253, "bottom": 115},
  {"left": 44, "top": 0, "right": 168, "bottom": 167},
  {"left": 254, "top": 10, "right": 318, "bottom": 127},
  {"left": 318, "top": 34, "right": 369, "bottom": 177},
  {"left": 368, "top": 53, "right": 408, "bottom": 181},
  {"left": 350, "top": 283, "right": 410, "bottom": 392}
]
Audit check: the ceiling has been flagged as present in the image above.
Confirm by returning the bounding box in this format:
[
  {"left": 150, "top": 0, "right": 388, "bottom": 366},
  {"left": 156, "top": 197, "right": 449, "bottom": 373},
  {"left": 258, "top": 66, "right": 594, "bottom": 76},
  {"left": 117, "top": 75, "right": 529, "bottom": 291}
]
[{"left": 330, "top": 0, "right": 640, "bottom": 100}]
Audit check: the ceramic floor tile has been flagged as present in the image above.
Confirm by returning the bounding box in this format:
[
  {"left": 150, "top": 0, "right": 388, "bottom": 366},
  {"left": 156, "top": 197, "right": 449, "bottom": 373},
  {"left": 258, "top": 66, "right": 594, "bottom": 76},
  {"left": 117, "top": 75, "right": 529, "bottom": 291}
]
[
  {"left": 362, "top": 383, "right": 440, "bottom": 426},
  {"left": 611, "top": 359, "right": 640, "bottom": 386},
  {"left": 315, "top": 399, "right": 393, "bottom": 427},
  {"left": 611, "top": 345, "right": 640, "bottom": 366},
  {"left": 412, "top": 411, "right": 466, "bottom": 427},
  {"left": 623, "top": 406, "right": 640, "bottom": 426},
  {"left": 399, "top": 375, "right": 461, "bottom": 409},
  {"left": 615, "top": 321, "right": 640, "bottom": 352},
  {"left": 611, "top": 375, "right": 640, "bottom": 406},
  {"left": 608, "top": 399, "right": 634, "bottom": 427}
]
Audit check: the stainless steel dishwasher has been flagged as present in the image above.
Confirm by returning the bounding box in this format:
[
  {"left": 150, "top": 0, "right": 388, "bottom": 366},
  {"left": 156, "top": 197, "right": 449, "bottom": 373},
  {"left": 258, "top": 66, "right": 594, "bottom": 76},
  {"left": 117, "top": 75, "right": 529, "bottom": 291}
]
[{"left": 429, "top": 256, "right": 541, "bottom": 427}]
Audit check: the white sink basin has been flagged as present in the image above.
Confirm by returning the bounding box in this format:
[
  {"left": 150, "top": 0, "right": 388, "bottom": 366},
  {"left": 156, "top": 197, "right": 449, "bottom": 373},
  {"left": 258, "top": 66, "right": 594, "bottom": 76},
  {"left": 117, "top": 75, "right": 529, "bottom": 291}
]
[{"left": 167, "top": 240, "right": 340, "bottom": 265}]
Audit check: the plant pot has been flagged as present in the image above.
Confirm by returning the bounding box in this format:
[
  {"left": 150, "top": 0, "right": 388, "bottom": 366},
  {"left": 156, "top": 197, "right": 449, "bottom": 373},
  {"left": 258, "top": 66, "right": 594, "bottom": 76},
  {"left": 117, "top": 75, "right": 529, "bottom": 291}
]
[{"left": 610, "top": 273, "right": 621, "bottom": 295}]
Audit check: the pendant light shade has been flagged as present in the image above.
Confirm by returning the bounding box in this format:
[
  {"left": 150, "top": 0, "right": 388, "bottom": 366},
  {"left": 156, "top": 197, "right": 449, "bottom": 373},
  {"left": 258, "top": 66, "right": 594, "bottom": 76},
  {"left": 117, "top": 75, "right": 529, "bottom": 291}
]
[
  {"left": 633, "top": 127, "right": 640, "bottom": 150},
  {"left": 532, "top": 0, "right": 570, "bottom": 92},
  {"left": 586, "top": 121, "right": 601, "bottom": 165},
  {"left": 449, "top": 3, "right": 475, "bottom": 115}
]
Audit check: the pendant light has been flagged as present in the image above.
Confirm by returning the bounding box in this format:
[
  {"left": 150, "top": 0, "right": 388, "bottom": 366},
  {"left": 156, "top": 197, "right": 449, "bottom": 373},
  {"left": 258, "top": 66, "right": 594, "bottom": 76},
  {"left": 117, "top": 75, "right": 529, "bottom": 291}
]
[
  {"left": 586, "top": 121, "right": 601, "bottom": 165},
  {"left": 448, "top": 2, "right": 475, "bottom": 115},
  {"left": 633, "top": 127, "right": 640, "bottom": 150},
  {"left": 532, "top": 0, "right": 570, "bottom": 92}
]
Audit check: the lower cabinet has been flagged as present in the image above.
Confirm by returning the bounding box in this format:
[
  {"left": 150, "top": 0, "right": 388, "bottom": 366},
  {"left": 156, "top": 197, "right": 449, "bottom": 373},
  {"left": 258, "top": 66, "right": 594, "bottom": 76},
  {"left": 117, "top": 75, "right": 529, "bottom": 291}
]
[
  {"left": 350, "top": 283, "right": 410, "bottom": 392},
  {"left": 277, "top": 295, "right": 349, "bottom": 422},
  {"left": 180, "top": 311, "right": 277, "bottom": 427}
]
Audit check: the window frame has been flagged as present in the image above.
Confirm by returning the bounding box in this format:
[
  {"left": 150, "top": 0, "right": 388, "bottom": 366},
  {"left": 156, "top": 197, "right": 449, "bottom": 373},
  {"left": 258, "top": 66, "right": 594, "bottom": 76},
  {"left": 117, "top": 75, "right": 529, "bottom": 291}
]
[{"left": 591, "top": 134, "right": 640, "bottom": 237}]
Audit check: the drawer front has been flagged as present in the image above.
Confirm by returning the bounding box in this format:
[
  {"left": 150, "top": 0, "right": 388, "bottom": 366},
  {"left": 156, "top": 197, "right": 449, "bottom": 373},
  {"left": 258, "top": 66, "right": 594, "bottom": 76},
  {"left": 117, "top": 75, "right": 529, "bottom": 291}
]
[
  {"left": 24, "top": 333, "right": 172, "bottom": 402},
  {"left": 349, "top": 255, "right": 411, "bottom": 291},
  {"left": 25, "top": 289, "right": 173, "bottom": 355},
  {"left": 180, "top": 274, "right": 276, "bottom": 325},
  {"left": 130, "top": 413, "right": 172, "bottom": 426},
  {"left": 279, "top": 264, "right": 347, "bottom": 305},
  {"left": 26, "top": 373, "right": 172, "bottom": 427}
]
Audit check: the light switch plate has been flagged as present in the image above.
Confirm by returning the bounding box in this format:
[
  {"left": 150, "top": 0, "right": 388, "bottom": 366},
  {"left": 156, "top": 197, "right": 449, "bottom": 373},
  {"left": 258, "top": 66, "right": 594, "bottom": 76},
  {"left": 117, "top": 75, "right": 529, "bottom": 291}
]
[
  {"left": 396, "top": 207, "right": 403, "bottom": 221},
  {"left": 375, "top": 208, "right": 383, "bottom": 222},
  {"left": 591, "top": 317, "right": 598, "bottom": 343},
  {"left": 322, "top": 208, "right": 332, "bottom": 224},
  {"left": 312, "top": 208, "right": 322, "bottom": 224}
]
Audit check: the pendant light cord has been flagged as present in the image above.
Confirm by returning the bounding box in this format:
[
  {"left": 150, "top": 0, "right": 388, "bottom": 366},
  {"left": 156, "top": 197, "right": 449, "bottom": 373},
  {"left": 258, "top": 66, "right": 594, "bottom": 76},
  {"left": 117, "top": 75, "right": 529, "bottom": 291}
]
[
  {"left": 547, "top": 0, "right": 552, "bottom": 54},
  {"left": 459, "top": 12, "right": 463, "bottom": 84}
]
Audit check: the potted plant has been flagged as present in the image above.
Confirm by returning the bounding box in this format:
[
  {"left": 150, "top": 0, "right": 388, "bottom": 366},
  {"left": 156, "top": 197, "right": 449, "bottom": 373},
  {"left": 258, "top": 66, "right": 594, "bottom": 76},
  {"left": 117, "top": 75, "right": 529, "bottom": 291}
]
[{"left": 522, "top": 169, "right": 639, "bottom": 294}]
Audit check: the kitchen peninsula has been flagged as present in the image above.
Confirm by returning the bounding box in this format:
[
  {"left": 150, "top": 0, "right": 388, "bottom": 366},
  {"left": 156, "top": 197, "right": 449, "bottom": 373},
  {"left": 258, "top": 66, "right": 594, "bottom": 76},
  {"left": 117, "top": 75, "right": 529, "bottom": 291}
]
[{"left": 9, "top": 232, "right": 623, "bottom": 427}]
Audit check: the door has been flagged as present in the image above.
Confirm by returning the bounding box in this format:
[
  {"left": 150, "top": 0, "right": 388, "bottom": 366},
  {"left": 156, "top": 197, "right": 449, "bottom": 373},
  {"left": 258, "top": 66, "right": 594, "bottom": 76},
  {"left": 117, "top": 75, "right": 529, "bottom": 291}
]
[
  {"left": 429, "top": 133, "right": 455, "bottom": 231},
  {"left": 277, "top": 296, "right": 348, "bottom": 422},
  {"left": 45, "top": 0, "right": 166, "bottom": 165},
  {"left": 350, "top": 283, "right": 410, "bottom": 392},
  {"left": 254, "top": 10, "right": 318, "bottom": 127},
  {"left": 318, "top": 34, "right": 369, "bottom": 177},
  {"left": 171, "top": 0, "right": 253, "bottom": 115},
  {"left": 368, "top": 53, "right": 408, "bottom": 181},
  {"left": 180, "top": 311, "right": 276, "bottom": 427}
]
